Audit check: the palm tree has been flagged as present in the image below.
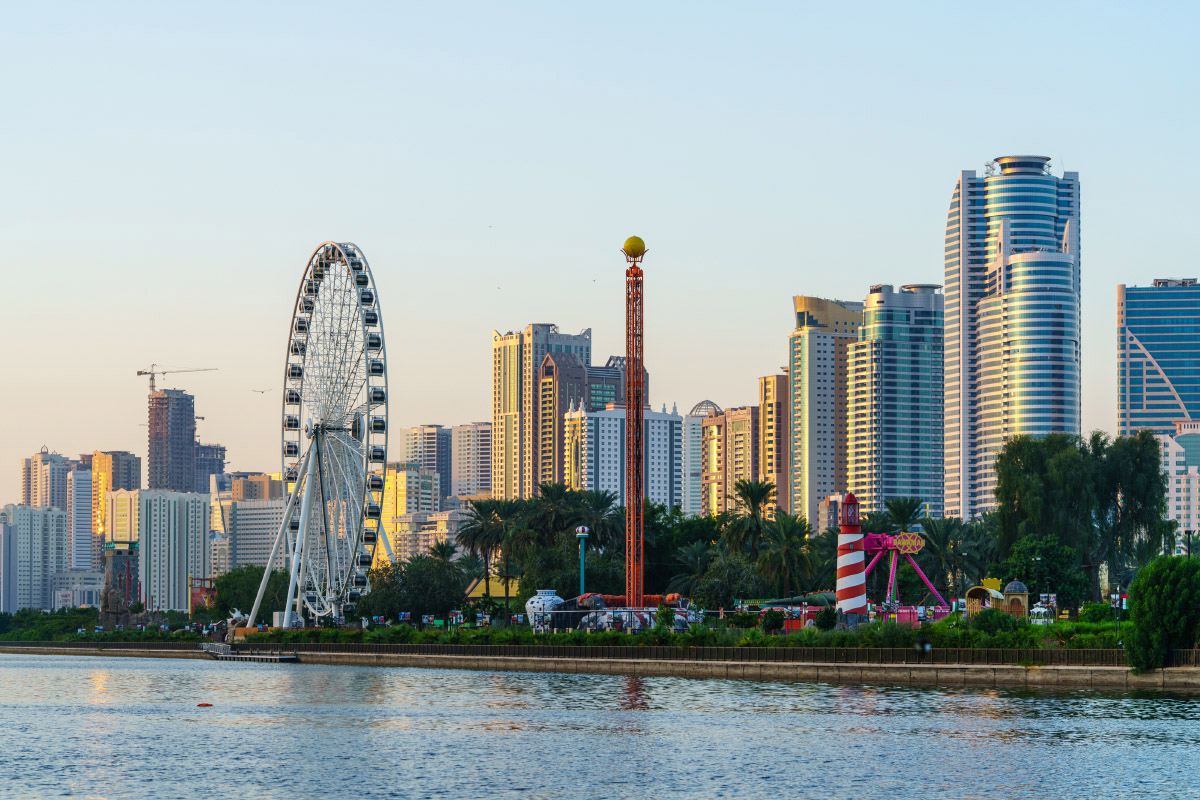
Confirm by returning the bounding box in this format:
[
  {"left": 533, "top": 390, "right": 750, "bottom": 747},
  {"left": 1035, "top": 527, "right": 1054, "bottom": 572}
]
[
  {"left": 722, "top": 479, "right": 775, "bottom": 561},
  {"left": 528, "top": 482, "right": 575, "bottom": 549},
  {"left": 666, "top": 541, "right": 712, "bottom": 596},
  {"left": 457, "top": 499, "right": 502, "bottom": 604},
  {"left": 757, "top": 513, "right": 813, "bottom": 598},
  {"left": 429, "top": 540, "right": 458, "bottom": 562},
  {"left": 884, "top": 496, "right": 925, "bottom": 534},
  {"left": 919, "top": 516, "right": 963, "bottom": 599},
  {"left": 574, "top": 490, "right": 621, "bottom": 549},
  {"left": 493, "top": 498, "right": 529, "bottom": 618}
]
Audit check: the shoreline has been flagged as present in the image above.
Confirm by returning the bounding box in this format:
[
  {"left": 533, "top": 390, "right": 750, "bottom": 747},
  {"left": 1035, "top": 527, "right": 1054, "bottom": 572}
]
[{"left": 4, "top": 645, "right": 1199, "bottom": 691}]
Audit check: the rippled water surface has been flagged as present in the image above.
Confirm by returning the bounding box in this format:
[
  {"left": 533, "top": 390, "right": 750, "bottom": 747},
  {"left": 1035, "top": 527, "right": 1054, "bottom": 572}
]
[{"left": 2, "top": 654, "right": 1199, "bottom": 799}]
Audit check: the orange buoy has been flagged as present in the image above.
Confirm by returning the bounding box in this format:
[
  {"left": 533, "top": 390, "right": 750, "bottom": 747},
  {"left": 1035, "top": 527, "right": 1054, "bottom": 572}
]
[{"left": 197, "top": 703, "right": 213, "bottom": 707}]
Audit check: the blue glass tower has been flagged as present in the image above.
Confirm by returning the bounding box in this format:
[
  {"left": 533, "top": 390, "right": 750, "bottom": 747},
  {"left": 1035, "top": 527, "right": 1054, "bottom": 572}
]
[{"left": 1118, "top": 278, "right": 1200, "bottom": 435}]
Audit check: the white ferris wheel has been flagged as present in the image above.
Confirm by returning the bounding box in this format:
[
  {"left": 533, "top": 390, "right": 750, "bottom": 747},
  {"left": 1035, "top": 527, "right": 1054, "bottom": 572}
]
[{"left": 249, "top": 242, "right": 389, "bottom": 628}]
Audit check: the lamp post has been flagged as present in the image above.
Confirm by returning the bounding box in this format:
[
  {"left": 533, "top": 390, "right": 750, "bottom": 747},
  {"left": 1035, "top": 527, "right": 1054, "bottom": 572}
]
[{"left": 576, "top": 527, "right": 589, "bottom": 597}]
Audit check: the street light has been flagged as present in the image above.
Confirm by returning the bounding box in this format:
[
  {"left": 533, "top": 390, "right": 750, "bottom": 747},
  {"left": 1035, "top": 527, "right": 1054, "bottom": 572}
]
[{"left": 575, "top": 527, "right": 589, "bottom": 597}]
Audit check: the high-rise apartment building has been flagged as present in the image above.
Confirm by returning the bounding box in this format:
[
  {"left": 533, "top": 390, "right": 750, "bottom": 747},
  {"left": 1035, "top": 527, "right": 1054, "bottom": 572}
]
[
  {"left": 788, "top": 296, "right": 863, "bottom": 525},
  {"left": 1157, "top": 421, "right": 1200, "bottom": 534},
  {"left": 848, "top": 284, "right": 945, "bottom": 517},
  {"left": 682, "top": 401, "right": 721, "bottom": 517},
  {"left": 382, "top": 462, "right": 441, "bottom": 520},
  {"left": 226, "top": 498, "right": 286, "bottom": 570},
  {"left": 66, "top": 470, "right": 92, "bottom": 571},
  {"left": 396, "top": 425, "right": 453, "bottom": 501},
  {"left": 91, "top": 451, "right": 141, "bottom": 570},
  {"left": 134, "top": 491, "right": 210, "bottom": 612},
  {"left": 758, "top": 373, "right": 789, "bottom": 515},
  {"left": 701, "top": 406, "right": 760, "bottom": 516},
  {"left": 450, "top": 422, "right": 492, "bottom": 498},
  {"left": 1118, "top": 278, "right": 1200, "bottom": 436},
  {"left": 148, "top": 389, "right": 196, "bottom": 492},
  {"left": 492, "top": 324, "right": 592, "bottom": 500},
  {"left": 194, "top": 442, "right": 226, "bottom": 493},
  {"left": 0, "top": 505, "right": 69, "bottom": 611},
  {"left": 536, "top": 354, "right": 631, "bottom": 487},
  {"left": 209, "top": 472, "right": 285, "bottom": 575},
  {"left": 563, "top": 404, "right": 682, "bottom": 509},
  {"left": 944, "top": 155, "right": 1080, "bottom": 518},
  {"left": 19, "top": 448, "right": 88, "bottom": 510},
  {"left": 377, "top": 510, "right": 469, "bottom": 565}
]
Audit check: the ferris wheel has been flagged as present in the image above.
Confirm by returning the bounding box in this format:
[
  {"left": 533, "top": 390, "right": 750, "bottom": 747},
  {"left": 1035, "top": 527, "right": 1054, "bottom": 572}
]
[{"left": 249, "top": 241, "right": 389, "bottom": 628}]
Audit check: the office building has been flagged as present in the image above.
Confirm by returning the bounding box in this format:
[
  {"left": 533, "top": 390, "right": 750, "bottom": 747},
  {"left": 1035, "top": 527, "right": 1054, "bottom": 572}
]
[
  {"left": 134, "top": 491, "right": 210, "bottom": 612},
  {"left": 492, "top": 324, "right": 592, "bottom": 500},
  {"left": 227, "top": 497, "right": 286, "bottom": 570},
  {"left": 51, "top": 571, "right": 104, "bottom": 609},
  {"left": 848, "top": 284, "right": 945, "bottom": 517},
  {"left": 944, "top": 155, "right": 1080, "bottom": 518},
  {"left": 0, "top": 505, "right": 69, "bottom": 611},
  {"left": 701, "top": 405, "right": 760, "bottom": 516},
  {"left": 148, "top": 389, "right": 196, "bottom": 492},
  {"left": 382, "top": 462, "right": 441, "bottom": 520},
  {"left": 536, "top": 354, "right": 633, "bottom": 487},
  {"left": 66, "top": 469, "right": 92, "bottom": 571},
  {"left": 397, "top": 425, "right": 453, "bottom": 501},
  {"left": 378, "top": 509, "right": 469, "bottom": 564},
  {"left": 683, "top": 401, "right": 721, "bottom": 517},
  {"left": 450, "top": 422, "right": 491, "bottom": 497},
  {"left": 563, "top": 403, "right": 683, "bottom": 509},
  {"left": 1119, "top": 278, "right": 1200, "bottom": 435},
  {"left": 91, "top": 451, "right": 141, "bottom": 571},
  {"left": 194, "top": 442, "right": 226, "bottom": 494},
  {"left": 758, "top": 373, "right": 789, "bottom": 515},
  {"left": 788, "top": 296, "right": 863, "bottom": 525}
]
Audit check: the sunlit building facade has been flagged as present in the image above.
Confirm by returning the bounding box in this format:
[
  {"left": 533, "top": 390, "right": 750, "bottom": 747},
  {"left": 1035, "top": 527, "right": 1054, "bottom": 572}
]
[
  {"left": 758, "top": 372, "right": 788, "bottom": 515},
  {"left": 450, "top": 422, "right": 492, "bottom": 498},
  {"left": 683, "top": 401, "right": 721, "bottom": 517},
  {"left": 701, "top": 405, "right": 759, "bottom": 516},
  {"left": 563, "top": 404, "right": 682, "bottom": 509},
  {"left": 1118, "top": 278, "right": 1200, "bottom": 436}
]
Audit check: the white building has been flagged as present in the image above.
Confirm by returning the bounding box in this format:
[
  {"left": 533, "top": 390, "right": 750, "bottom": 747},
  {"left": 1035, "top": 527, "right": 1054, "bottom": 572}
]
[
  {"left": 378, "top": 509, "right": 469, "bottom": 564},
  {"left": 0, "top": 505, "right": 70, "bottom": 611},
  {"left": 451, "top": 422, "right": 492, "bottom": 498},
  {"left": 123, "top": 491, "right": 210, "bottom": 613},
  {"left": 67, "top": 470, "right": 92, "bottom": 571},
  {"left": 683, "top": 401, "right": 720, "bottom": 517},
  {"left": 563, "top": 404, "right": 683, "bottom": 509},
  {"left": 227, "top": 498, "right": 287, "bottom": 570},
  {"left": 1158, "top": 422, "right": 1200, "bottom": 536}
]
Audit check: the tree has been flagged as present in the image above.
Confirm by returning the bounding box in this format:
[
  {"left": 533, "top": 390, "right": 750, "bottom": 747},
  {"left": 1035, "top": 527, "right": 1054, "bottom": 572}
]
[
  {"left": 358, "top": 555, "right": 469, "bottom": 625},
  {"left": 666, "top": 541, "right": 712, "bottom": 597},
  {"left": 518, "top": 531, "right": 624, "bottom": 602},
  {"left": 757, "top": 513, "right": 813, "bottom": 598},
  {"left": 429, "top": 540, "right": 458, "bottom": 561},
  {"left": 694, "top": 550, "right": 768, "bottom": 610},
  {"left": 457, "top": 499, "right": 501, "bottom": 603},
  {"left": 1126, "top": 556, "right": 1200, "bottom": 671},
  {"left": 214, "top": 564, "right": 289, "bottom": 619},
  {"left": 996, "top": 533, "right": 1089, "bottom": 611},
  {"left": 722, "top": 479, "right": 775, "bottom": 560},
  {"left": 884, "top": 497, "right": 924, "bottom": 534},
  {"left": 573, "top": 490, "right": 622, "bottom": 549},
  {"left": 528, "top": 483, "right": 575, "bottom": 549}
]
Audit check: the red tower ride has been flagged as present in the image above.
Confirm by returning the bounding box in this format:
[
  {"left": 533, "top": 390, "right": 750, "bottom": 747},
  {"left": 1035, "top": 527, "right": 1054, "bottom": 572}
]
[{"left": 622, "top": 237, "right": 646, "bottom": 608}]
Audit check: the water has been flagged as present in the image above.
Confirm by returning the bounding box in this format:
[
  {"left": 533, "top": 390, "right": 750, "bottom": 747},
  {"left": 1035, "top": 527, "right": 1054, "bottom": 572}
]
[{"left": 1, "top": 654, "right": 1198, "bottom": 800}]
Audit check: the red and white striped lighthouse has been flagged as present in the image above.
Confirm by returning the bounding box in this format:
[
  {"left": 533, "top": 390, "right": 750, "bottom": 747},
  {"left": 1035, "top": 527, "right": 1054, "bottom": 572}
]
[{"left": 835, "top": 492, "right": 867, "bottom": 616}]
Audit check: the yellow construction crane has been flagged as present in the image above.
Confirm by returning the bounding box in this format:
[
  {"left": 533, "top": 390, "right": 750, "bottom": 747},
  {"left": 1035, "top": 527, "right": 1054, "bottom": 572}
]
[{"left": 137, "top": 363, "right": 218, "bottom": 393}]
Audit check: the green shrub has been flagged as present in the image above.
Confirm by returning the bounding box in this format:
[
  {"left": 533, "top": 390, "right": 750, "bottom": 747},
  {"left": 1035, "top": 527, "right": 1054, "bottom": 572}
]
[
  {"left": 1127, "top": 556, "right": 1200, "bottom": 672},
  {"left": 971, "top": 608, "right": 1018, "bottom": 635},
  {"left": 1079, "top": 602, "right": 1115, "bottom": 623},
  {"left": 815, "top": 607, "right": 837, "bottom": 631},
  {"left": 760, "top": 609, "right": 785, "bottom": 633}
]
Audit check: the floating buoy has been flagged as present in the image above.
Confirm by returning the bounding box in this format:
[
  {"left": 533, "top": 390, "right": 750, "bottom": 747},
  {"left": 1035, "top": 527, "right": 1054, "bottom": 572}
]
[{"left": 197, "top": 703, "right": 213, "bottom": 707}]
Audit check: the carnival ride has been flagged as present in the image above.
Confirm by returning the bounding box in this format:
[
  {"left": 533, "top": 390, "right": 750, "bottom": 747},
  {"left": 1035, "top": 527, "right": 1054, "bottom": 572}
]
[{"left": 247, "top": 242, "right": 389, "bottom": 629}]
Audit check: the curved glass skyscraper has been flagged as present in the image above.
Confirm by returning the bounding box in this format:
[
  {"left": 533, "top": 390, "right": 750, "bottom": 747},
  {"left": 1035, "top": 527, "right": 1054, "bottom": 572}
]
[{"left": 944, "top": 155, "right": 1081, "bottom": 518}]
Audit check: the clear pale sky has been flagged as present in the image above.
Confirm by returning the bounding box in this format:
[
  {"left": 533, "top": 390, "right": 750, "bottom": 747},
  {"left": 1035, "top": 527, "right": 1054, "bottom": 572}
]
[{"left": 2, "top": 2, "right": 1196, "bottom": 503}]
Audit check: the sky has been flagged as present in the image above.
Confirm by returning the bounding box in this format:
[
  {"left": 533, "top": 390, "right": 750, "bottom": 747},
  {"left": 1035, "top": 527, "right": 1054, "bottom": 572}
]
[{"left": 2, "top": 1, "right": 1197, "bottom": 503}]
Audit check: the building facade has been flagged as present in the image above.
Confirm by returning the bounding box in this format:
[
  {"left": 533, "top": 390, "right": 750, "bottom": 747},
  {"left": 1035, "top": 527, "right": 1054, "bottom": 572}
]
[
  {"left": 492, "top": 324, "right": 592, "bottom": 500},
  {"left": 227, "top": 497, "right": 286, "bottom": 570},
  {"left": 535, "top": 353, "right": 631, "bottom": 487},
  {"left": 944, "top": 155, "right": 1080, "bottom": 518},
  {"left": 701, "top": 405, "right": 760, "bottom": 516},
  {"left": 0, "top": 505, "right": 69, "bottom": 611},
  {"left": 758, "top": 373, "right": 789, "bottom": 515},
  {"left": 66, "top": 469, "right": 92, "bottom": 571},
  {"left": 788, "top": 296, "right": 863, "bottom": 525},
  {"left": 135, "top": 491, "right": 210, "bottom": 612},
  {"left": 396, "top": 425, "right": 453, "bottom": 501},
  {"left": 194, "top": 442, "right": 227, "bottom": 494},
  {"left": 450, "top": 422, "right": 491, "bottom": 498},
  {"left": 148, "top": 389, "right": 196, "bottom": 492},
  {"left": 91, "top": 451, "right": 141, "bottom": 571},
  {"left": 1118, "top": 278, "right": 1200, "bottom": 436},
  {"left": 683, "top": 401, "right": 721, "bottom": 517},
  {"left": 377, "top": 510, "right": 469, "bottom": 564},
  {"left": 563, "top": 404, "right": 683, "bottom": 509},
  {"left": 20, "top": 448, "right": 86, "bottom": 510},
  {"left": 848, "top": 284, "right": 945, "bottom": 517}
]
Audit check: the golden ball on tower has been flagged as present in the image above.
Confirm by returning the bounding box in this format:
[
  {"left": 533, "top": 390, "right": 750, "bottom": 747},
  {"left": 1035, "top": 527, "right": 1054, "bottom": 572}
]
[{"left": 623, "top": 236, "right": 646, "bottom": 260}]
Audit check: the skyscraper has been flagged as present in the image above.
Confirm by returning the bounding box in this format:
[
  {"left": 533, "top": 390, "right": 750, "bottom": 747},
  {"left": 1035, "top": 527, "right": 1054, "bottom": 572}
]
[
  {"left": 788, "top": 296, "right": 863, "bottom": 526},
  {"left": 66, "top": 469, "right": 93, "bottom": 571},
  {"left": 194, "top": 442, "right": 226, "bottom": 493},
  {"left": 1118, "top": 278, "right": 1200, "bottom": 436},
  {"left": 944, "top": 155, "right": 1080, "bottom": 518},
  {"left": 758, "top": 372, "right": 789, "bottom": 515},
  {"left": 701, "top": 405, "right": 759, "bottom": 516},
  {"left": 563, "top": 404, "right": 682, "bottom": 509},
  {"left": 682, "top": 401, "right": 721, "bottom": 517},
  {"left": 134, "top": 490, "right": 210, "bottom": 612},
  {"left": 848, "top": 284, "right": 945, "bottom": 517},
  {"left": 91, "top": 451, "right": 141, "bottom": 571},
  {"left": 536, "top": 353, "right": 632, "bottom": 487},
  {"left": 148, "top": 389, "right": 196, "bottom": 492},
  {"left": 0, "top": 505, "right": 69, "bottom": 611},
  {"left": 450, "top": 422, "right": 492, "bottom": 498},
  {"left": 491, "top": 324, "right": 592, "bottom": 499},
  {"left": 396, "top": 425, "right": 453, "bottom": 500},
  {"left": 19, "top": 447, "right": 86, "bottom": 510}
]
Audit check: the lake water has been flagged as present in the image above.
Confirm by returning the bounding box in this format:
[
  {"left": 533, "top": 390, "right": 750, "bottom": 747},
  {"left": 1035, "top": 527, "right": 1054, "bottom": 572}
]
[{"left": 1, "top": 653, "right": 1198, "bottom": 799}]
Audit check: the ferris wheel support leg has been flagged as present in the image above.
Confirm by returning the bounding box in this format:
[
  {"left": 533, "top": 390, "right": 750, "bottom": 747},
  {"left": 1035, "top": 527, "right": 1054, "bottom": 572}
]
[
  {"left": 281, "top": 445, "right": 319, "bottom": 629},
  {"left": 247, "top": 449, "right": 309, "bottom": 629}
]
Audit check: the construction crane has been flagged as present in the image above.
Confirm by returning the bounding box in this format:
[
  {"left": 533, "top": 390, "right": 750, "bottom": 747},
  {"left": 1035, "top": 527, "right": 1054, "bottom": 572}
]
[{"left": 137, "top": 363, "right": 217, "bottom": 393}]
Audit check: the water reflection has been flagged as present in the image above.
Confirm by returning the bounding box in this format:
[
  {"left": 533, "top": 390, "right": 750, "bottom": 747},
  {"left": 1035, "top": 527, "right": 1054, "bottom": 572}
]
[{"left": 2, "top": 654, "right": 1199, "bottom": 800}]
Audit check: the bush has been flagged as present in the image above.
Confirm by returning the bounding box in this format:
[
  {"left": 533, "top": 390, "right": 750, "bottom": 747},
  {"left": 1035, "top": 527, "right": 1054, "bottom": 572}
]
[
  {"left": 1127, "top": 556, "right": 1200, "bottom": 672},
  {"left": 760, "top": 609, "right": 785, "bottom": 633},
  {"left": 815, "top": 607, "right": 837, "bottom": 631},
  {"left": 971, "top": 607, "right": 1018, "bottom": 636},
  {"left": 1079, "top": 602, "right": 1115, "bottom": 623}
]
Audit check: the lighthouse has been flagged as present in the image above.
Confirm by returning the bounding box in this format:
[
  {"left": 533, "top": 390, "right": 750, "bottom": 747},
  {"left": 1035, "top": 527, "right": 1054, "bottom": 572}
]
[{"left": 835, "top": 492, "right": 868, "bottom": 622}]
